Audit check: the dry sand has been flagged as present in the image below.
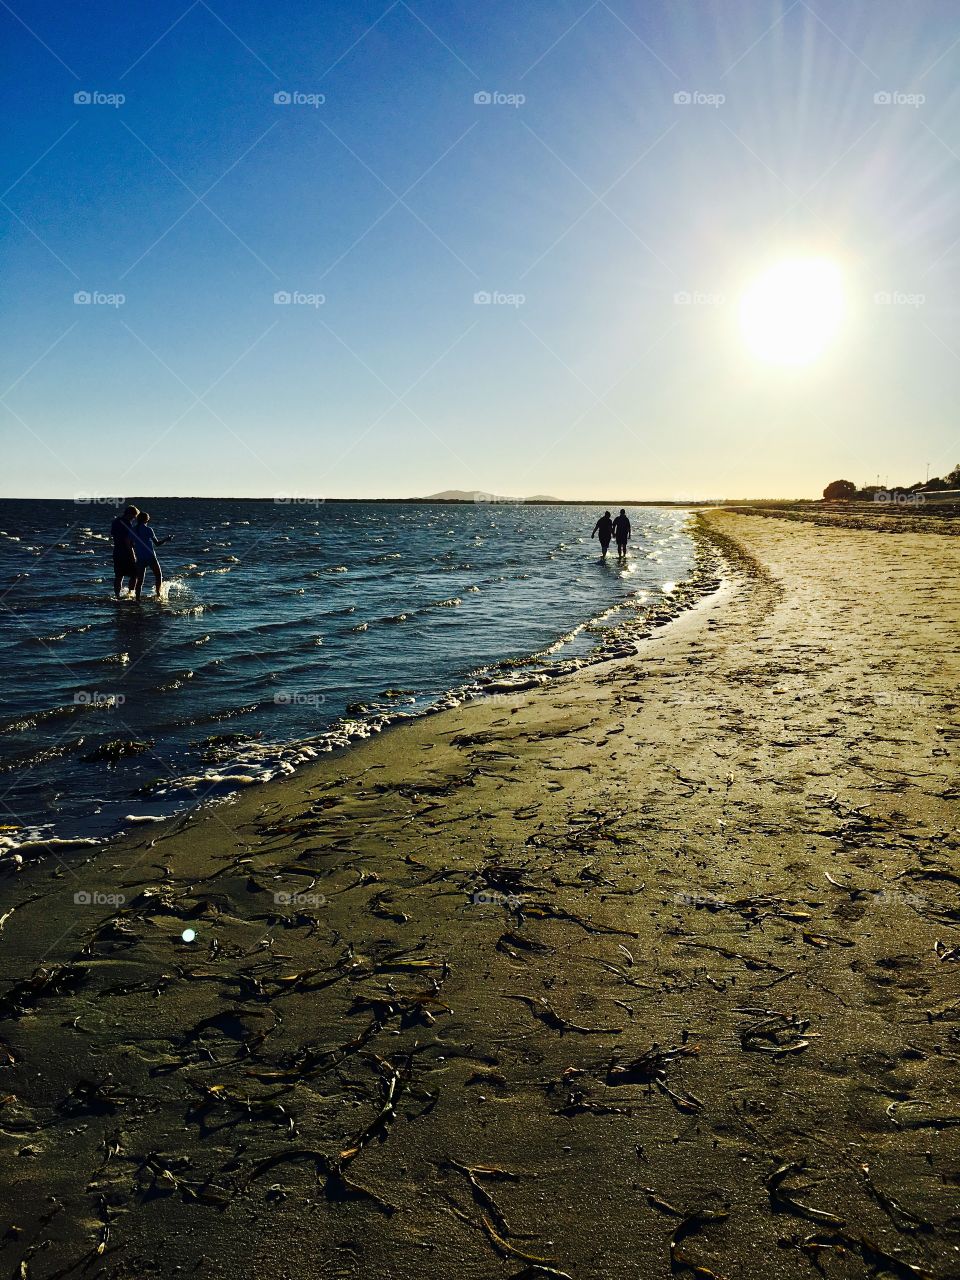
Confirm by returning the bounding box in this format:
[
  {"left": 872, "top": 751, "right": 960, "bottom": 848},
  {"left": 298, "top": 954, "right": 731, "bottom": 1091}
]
[{"left": 1, "top": 510, "right": 958, "bottom": 1280}]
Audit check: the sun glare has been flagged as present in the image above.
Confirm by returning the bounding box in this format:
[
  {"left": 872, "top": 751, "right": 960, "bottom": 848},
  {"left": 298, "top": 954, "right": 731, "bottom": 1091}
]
[{"left": 739, "top": 257, "right": 846, "bottom": 366}]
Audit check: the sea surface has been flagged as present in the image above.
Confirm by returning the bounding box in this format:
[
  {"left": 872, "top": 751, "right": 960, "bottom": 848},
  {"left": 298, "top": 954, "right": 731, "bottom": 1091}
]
[{"left": 0, "top": 499, "right": 696, "bottom": 848}]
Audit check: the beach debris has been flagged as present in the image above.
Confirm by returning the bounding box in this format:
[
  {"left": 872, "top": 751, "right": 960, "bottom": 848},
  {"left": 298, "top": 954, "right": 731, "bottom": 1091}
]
[
  {"left": 766, "top": 1160, "right": 844, "bottom": 1226},
  {"left": 678, "top": 940, "right": 783, "bottom": 972},
  {"left": 445, "top": 1159, "right": 532, "bottom": 1239},
  {"left": 886, "top": 1099, "right": 960, "bottom": 1129},
  {"left": 668, "top": 1205, "right": 729, "bottom": 1279},
  {"left": 0, "top": 963, "right": 88, "bottom": 1018},
  {"left": 606, "top": 1043, "right": 703, "bottom": 1113},
  {"left": 503, "top": 994, "right": 622, "bottom": 1035},
  {"left": 518, "top": 902, "right": 638, "bottom": 938},
  {"left": 857, "top": 1162, "right": 933, "bottom": 1234},
  {"left": 507, "top": 1266, "right": 572, "bottom": 1280},
  {"left": 934, "top": 940, "right": 959, "bottom": 962},
  {"left": 737, "top": 1008, "right": 811, "bottom": 1055},
  {"left": 796, "top": 1229, "right": 933, "bottom": 1280},
  {"left": 338, "top": 1053, "right": 409, "bottom": 1163},
  {"left": 480, "top": 1216, "right": 555, "bottom": 1264},
  {"left": 350, "top": 985, "right": 450, "bottom": 1029},
  {"left": 801, "top": 929, "right": 854, "bottom": 948}
]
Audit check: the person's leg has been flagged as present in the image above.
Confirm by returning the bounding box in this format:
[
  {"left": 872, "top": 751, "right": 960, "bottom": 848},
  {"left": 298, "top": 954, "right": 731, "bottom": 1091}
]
[
  {"left": 600, "top": 538, "right": 610, "bottom": 558},
  {"left": 152, "top": 559, "right": 162, "bottom": 596},
  {"left": 133, "top": 566, "right": 144, "bottom": 600}
]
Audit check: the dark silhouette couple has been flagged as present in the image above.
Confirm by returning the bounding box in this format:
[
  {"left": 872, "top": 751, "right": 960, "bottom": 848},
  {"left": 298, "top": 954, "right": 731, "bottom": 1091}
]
[
  {"left": 110, "top": 505, "right": 173, "bottom": 600},
  {"left": 591, "top": 509, "right": 631, "bottom": 559}
]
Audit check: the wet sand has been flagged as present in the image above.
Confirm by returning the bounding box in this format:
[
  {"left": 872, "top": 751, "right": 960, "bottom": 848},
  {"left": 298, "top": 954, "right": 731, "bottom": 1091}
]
[{"left": 1, "top": 510, "right": 959, "bottom": 1280}]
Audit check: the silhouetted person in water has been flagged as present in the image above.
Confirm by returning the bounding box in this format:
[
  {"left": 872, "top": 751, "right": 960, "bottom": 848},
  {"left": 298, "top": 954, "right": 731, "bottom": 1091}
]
[
  {"left": 131, "top": 512, "right": 173, "bottom": 600},
  {"left": 592, "top": 510, "right": 613, "bottom": 558},
  {"left": 613, "top": 508, "right": 631, "bottom": 558},
  {"left": 110, "top": 505, "right": 139, "bottom": 598}
]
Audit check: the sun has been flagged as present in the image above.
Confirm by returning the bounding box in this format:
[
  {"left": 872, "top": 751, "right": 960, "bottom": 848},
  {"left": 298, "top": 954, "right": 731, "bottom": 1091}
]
[{"left": 739, "top": 257, "right": 846, "bottom": 366}]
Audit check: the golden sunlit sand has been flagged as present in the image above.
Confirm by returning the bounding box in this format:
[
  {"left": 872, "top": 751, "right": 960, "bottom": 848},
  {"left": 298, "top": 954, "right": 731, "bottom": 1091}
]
[{"left": 1, "top": 511, "right": 957, "bottom": 1279}]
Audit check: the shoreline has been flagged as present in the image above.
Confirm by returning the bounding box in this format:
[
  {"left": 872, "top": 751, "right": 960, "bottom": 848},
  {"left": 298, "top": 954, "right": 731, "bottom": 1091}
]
[
  {"left": 3, "top": 512, "right": 724, "bottom": 859},
  {"left": 1, "top": 510, "right": 958, "bottom": 1280}
]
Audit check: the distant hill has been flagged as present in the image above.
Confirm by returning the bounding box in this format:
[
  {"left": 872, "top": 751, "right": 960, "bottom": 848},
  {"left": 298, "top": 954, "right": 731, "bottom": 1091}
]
[{"left": 420, "top": 489, "right": 562, "bottom": 503}]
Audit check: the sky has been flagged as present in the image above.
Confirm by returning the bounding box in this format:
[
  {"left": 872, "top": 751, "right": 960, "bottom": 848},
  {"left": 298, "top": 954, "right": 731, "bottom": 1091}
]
[{"left": 2, "top": 0, "right": 959, "bottom": 499}]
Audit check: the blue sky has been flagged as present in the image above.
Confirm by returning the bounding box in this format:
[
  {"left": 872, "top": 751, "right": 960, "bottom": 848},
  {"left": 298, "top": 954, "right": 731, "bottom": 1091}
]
[{"left": 2, "top": 0, "right": 959, "bottom": 498}]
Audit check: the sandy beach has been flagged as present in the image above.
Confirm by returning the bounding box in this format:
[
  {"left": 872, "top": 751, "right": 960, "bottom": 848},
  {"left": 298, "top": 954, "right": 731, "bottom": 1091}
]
[{"left": 2, "top": 509, "right": 959, "bottom": 1280}]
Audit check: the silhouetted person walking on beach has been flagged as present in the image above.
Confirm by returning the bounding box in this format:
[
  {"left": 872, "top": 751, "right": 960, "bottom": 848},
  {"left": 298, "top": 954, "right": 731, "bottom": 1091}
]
[
  {"left": 613, "top": 509, "right": 631, "bottom": 558},
  {"left": 131, "top": 512, "right": 173, "bottom": 600},
  {"left": 110, "top": 505, "right": 139, "bottom": 598},
  {"left": 592, "top": 511, "right": 613, "bottom": 558}
]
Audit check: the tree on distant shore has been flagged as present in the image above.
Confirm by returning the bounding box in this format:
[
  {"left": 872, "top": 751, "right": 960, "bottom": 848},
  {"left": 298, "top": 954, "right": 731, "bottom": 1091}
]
[
  {"left": 946, "top": 463, "right": 960, "bottom": 487},
  {"left": 822, "top": 479, "right": 856, "bottom": 500}
]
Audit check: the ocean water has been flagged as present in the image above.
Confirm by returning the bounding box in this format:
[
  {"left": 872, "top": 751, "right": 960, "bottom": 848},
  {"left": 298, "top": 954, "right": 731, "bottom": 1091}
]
[{"left": 0, "top": 499, "right": 696, "bottom": 847}]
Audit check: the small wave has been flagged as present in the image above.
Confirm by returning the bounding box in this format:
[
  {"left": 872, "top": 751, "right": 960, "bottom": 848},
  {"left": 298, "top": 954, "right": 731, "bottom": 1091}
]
[{"left": 157, "top": 671, "right": 195, "bottom": 692}]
